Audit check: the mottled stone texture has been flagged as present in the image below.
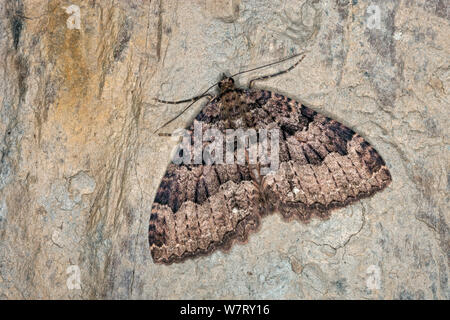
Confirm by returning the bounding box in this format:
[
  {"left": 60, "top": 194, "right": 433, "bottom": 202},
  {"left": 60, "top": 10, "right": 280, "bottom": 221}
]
[{"left": 0, "top": 0, "right": 448, "bottom": 299}]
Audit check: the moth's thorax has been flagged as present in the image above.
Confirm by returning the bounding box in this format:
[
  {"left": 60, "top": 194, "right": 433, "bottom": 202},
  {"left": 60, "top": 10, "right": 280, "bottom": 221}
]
[{"left": 217, "top": 89, "right": 252, "bottom": 129}]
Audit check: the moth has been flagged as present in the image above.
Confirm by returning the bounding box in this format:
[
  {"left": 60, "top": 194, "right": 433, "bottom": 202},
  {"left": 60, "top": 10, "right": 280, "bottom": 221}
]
[{"left": 150, "top": 54, "right": 391, "bottom": 264}]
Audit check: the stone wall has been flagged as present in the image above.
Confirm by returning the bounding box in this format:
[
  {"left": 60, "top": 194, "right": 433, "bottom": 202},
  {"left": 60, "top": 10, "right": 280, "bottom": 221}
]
[{"left": 0, "top": 0, "right": 448, "bottom": 299}]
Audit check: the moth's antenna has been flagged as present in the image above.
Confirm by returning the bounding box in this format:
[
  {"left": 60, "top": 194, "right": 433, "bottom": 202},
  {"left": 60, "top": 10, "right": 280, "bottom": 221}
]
[
  {"left": 230, "top": 51, "right": 306, "bottom": 78},
  {"left": 154, "top": 51, "right": 307, "bottom": 134}
]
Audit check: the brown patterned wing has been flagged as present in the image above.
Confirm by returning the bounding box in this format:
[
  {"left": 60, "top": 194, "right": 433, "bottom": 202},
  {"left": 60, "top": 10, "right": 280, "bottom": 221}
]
[
  {"left": 150, "top": 174, "right": 262, "bottom": 264},
  {"left": 149, "top": 99, "right": 264, "bottom": 264},
  {"left": 250, "top": 90, "right": 392, "bottom": 221}
]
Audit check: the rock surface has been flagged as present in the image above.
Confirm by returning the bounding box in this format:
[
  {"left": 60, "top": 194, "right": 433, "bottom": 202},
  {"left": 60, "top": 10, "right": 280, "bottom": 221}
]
[{"left": 0, "top": 0, "right": 448, "bottom": 299}]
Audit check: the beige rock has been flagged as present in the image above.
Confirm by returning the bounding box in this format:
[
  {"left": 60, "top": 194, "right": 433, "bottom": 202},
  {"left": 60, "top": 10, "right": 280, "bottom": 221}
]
[{"left": 0, "top": 0, "right": 448, "bottom": 299}]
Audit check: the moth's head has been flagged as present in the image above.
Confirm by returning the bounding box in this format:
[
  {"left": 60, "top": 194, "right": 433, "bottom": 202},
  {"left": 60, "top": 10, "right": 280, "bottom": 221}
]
[{"left": 218, "top": 74, "right": 235, "bottom": 92}]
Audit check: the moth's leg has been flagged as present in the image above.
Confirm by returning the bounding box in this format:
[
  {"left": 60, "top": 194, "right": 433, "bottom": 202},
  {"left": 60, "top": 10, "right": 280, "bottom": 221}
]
[
  {"left": 248, "top": 54, "right": 305, "bottom": 89},
  {"left": 153, "top": 94, "right": 214, "bottom": 134},
  {"left": 154, "top": 94, "right": 212, "bottom": 105},
  {"left": 158, "top": 128, "right": 194, "bottom": 137}
]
